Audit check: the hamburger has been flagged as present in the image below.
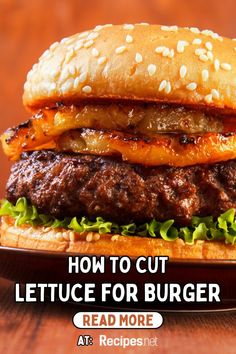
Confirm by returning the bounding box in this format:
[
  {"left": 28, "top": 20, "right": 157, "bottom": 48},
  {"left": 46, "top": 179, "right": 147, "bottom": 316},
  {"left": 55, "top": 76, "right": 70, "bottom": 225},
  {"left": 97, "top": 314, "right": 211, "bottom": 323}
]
[{"left": 1, "top": 23, "right": 236, "bottom": 259}]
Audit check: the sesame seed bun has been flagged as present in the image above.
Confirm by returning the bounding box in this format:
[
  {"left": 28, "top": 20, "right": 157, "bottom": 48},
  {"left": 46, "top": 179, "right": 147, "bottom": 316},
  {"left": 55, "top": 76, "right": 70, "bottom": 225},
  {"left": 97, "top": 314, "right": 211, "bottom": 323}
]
[
  {"left": 1, "top": 216, "right": 236, "bottom": 259},
  {"left": 23, "top": 24, "right": 236, "bottom": 112}
]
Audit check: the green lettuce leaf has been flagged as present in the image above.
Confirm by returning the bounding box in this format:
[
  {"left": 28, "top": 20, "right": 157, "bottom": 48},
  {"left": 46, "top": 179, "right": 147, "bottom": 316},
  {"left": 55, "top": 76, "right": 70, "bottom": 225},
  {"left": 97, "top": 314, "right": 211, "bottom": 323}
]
[{"left": 0, "top": 197, "right": 236, "bottom": 244}]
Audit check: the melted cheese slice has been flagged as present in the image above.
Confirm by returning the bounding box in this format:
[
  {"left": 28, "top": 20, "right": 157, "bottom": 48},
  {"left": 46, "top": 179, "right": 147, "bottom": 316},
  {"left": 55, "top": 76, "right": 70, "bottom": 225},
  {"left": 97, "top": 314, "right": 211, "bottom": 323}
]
[
  {"left": 57, "top": 129, "right": 236, "bottom": 167},
  {"left": 1, "top": 103, "right": 235, "bottom": 166}
]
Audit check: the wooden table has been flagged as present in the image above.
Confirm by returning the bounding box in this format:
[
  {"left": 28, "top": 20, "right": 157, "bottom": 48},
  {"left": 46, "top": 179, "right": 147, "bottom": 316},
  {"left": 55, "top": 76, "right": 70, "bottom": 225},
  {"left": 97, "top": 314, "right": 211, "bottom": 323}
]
[{"left": 0, "top": 277, "right": 235, "bottom": 354}]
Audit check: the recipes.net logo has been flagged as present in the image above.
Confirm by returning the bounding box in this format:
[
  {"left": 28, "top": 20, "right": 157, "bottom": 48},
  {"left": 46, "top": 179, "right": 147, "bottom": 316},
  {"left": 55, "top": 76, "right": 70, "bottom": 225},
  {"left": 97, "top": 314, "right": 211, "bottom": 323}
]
[{"left": 98, "top": 335, "right": 159, "bottom": 348}]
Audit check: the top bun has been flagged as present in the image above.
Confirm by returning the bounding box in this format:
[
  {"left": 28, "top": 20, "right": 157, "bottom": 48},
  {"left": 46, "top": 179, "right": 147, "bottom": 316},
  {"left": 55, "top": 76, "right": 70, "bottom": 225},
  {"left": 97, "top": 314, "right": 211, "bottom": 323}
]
[{"left": 23, "top": 24, "right": 236, "bottom": 112}]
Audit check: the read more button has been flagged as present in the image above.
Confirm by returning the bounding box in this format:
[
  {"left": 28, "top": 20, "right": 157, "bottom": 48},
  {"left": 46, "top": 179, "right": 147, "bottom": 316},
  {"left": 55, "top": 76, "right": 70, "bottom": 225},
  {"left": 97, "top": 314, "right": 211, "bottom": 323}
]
[{"left": 73, "top": 312, "right": 163, "bottom": 329}]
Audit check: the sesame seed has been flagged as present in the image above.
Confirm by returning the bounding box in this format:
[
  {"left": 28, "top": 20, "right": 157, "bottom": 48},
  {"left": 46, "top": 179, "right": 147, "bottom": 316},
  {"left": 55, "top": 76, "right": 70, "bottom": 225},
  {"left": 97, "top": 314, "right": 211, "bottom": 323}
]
[
  {"left": 221, "top": 63, "right": 232, "bottom": 71},
  {"left": 78, "top": 72, "right": 87, "bottom": 83},
  {"left": 165, "top": 81, "right": 171, "bottom": 94},
  {"left": 234, "top": 47, "right": 236, "bottom": 51},
  {"left": 190, "top": 27, "right": 200, "bottom": 34},
  {"left": 205, "top": 41, "right": 213, "bottom": 51},
  {"left": 87, "top": 32, "right": 99, "bottom": 40},
  {"left": 211, "top": 89, "right": 220, "bottom": 99},
  {"left": 66, "top": 37, "right": 77, "bottom": 45},
  {"left": 69, "top": 231, "right": 75, "bottom": 242},
  {"left": 103, "top": 24, "right": 113, "bottom": 28},
  {"left": 40, "top": 49, "right": 50, "bottom": 60},
  {"left": 94, "top": 234, "right": 100, "bottom": 241},
  {"left": 43, "top": 227, "right": 51, "bottom": 233},
  {"left": 74, "top": 41, "right": 84, "bottom": 50},
  {"left": 214, "top": 59, "right": 220, "bottom": 71},
  {"left": 69, "top": 66, "right": 76, "bottom": 75},
  {"left": 192, "top": 38, "right": 202, "bottom": 45},
  {"left": 126, "top": 34, "right": 133, "bottom": 43},
  {"left": 199, "top": 54, "right": 208, "bottom": 62},
  {"left": 204, "top": 94, "right": 213, "bottom": 103},
  {"left": 61, "top": 79, "right": 73, "bottom": 93},
  {"left": 49, "top": 82, "right": 56, "bottom": 91},
  {"left": 162, "top": 48, "right": 170, "bottom": 57},
  {"left": 168, "top": 49, "right": 175, "bottom": 58},
  {"left": 50, "top": 68, "right": 59, "bottom": 78},
  {"left": 111, "top": 235, "right": 120, "bottom": 241},
  {"left": 86, "top": 233, "right": 93, "bottom": 242},
  {"left": 94, "top": 25, "right": 103, "bottom": 31},
  {"left": 103, "top": 65, "right": 109, "bottom": 76},
  {"left": 61, "top": 37, "right": 69, "bottom": 44},
  {"left": 27, "top": 70, "right": 33, "bottom": 80},
  {"left": 157, "top": 46, "right": 171, "bottom": 56},
  {"left": 155, "top": 46, "right": 166, "bottom": 53},
  {"left": 115, "top": 45, "right": 126, "bottom": 54},
  {"left": 195, "top": 48, "right": 207, "bottom": 56},
  {"left": 161, "top": 25, "right": 178, "bottom": 32},
  {"left": 135, "top": 53, "right": 143, "bottom": 63},
  {"left": 147, "top": 64, "right": 157, "bottom": 76},
  {"left": 62, "top": 231, "right": 70, "bottom": 240},
  {"left": 233, "top": 38, "right": 236, "bottom": 41},
  {"left": 56, "top": 231, "right": 63, "bottom": 239},
  {"left": 84, "top": 40, "right": 94, "bottom": 48},
  {"left": 50, "top": 41, "right": 59, "bottom": 51},
  {"left": 91, "top": 48, "right": 99, "bottom": 57},
  {"left": 73, "top": 77, "right": 80, "bottom": 89},
  {"left": 212, "top": 33, "right": 223, "bottom": 41},
  {"left": 202, "top": 69, "right": 209, "bottom": 81},
  {"left": 65, "top": 49, "right": 74, "bottom": 63},
  {"left": 177, "top": 41, "right": 189, "bottom": 53},
  {"left": 24, "top": 82, "right": 29, "bottom": 90},
  {"left": 171, "top": 25, "right": 178, "bottom": 31},
  {"left": 161, "top": 25, "right": 169, "bottom": 31},
  {"left": 139, "top": 22, "right": 149, "bottom": 25},
  {"left": 186, "top": 82, "right": 197, "bottom": 91},
  {"left": 60, "top": 68, "right": 69, "bottom": 82},
  {"left": 158, "top": 80, "right": 167, "bottom": 92},
  {"left": 123, "top": 24, "right": 134, "bottom": 30},
  {"left": 78, "top": 31, "right": 89, "bottom": 38},
  {"left": 97, "top": 56, "right": 107, "bottom": 65},
  {"left": 207, "top": 51, "right": 214, "bottom": 60},
  {"left": 82, "top": 85, "right": 92, "bottom": 93},
  {"left": 177, "top": 44, "right": 184, "bottom": 53},
  {"left": 202, "top": 29, "right": 214, "bottom": 37},
  {"left": 179, "top": 65, "right": 187, "bottom": 78},
  {"left": 211, "top": 33, "right": 218, "bottom": 39}
]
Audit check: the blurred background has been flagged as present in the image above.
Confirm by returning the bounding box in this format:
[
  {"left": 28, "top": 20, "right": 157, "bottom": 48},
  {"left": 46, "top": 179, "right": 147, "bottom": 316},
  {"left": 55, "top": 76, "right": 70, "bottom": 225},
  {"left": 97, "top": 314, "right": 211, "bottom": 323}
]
[{"left": 1, "top": 0, "right": 236, "bottom": 195}]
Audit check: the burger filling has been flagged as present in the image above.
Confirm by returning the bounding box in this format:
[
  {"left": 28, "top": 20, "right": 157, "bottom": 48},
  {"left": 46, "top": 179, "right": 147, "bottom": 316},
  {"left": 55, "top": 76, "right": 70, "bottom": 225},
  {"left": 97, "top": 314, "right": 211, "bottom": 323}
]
[
  {"left": 57, "top": 129, "right": 236, "bottom": 167},
  {"left": 1, "top": 102, "right": 236, "bottom": 244},
  {"left": 2, "top": 102, "right": 235, "bottom": 161}
]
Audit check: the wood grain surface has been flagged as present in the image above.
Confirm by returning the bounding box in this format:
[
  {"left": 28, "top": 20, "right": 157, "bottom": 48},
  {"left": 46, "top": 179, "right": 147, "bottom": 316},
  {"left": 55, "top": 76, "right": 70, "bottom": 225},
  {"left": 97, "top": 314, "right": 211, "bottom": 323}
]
[
  {"left": 1, "top": 1, "right": 236, "bottom": 353},
  {"left": 0, "top": 278, "right": 235, "bottom": 354}
]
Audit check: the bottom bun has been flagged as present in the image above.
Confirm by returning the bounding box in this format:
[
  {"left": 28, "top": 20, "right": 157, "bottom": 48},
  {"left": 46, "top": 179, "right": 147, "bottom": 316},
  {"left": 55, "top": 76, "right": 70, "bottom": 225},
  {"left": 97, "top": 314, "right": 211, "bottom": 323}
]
[{"left": 1, "top": 216, "right": 236, "bottom": 259}]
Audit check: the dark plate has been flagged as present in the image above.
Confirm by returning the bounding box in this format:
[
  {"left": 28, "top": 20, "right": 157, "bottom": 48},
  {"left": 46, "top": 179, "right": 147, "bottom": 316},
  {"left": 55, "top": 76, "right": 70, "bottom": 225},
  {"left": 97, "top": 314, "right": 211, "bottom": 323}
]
[{"left": 0, "top": 246, "right": 235, "bottom": 311}]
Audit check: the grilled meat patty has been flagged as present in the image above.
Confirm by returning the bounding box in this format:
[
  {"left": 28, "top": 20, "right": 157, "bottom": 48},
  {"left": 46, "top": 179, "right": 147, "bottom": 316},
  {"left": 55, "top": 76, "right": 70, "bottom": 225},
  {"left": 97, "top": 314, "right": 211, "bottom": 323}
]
[{"left": 6, "top": 150, "right": 236, "bottom": 225}]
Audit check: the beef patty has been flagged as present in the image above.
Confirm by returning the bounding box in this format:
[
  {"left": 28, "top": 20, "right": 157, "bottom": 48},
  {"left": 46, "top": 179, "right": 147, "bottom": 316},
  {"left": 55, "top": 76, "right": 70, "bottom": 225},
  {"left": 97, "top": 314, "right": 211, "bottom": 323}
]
[{"left": 6, "top": 150, "right": 236, "bottom": 225}]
